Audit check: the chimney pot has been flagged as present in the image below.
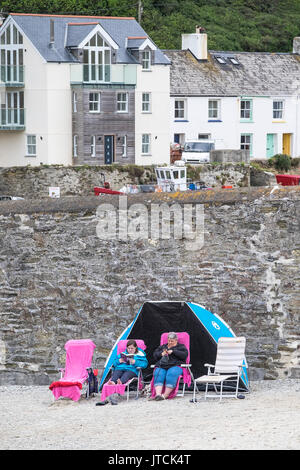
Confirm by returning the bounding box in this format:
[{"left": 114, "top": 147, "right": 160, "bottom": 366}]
[
  {"left": 49, "top": 19, "right": 54, "bottom": 45},
  {"left": 182, "top": 29, "right": 208, "bottom": 60}
]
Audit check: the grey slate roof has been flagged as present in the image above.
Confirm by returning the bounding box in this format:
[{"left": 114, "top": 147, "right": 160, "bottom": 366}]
[
  {"left": 164, "top": 49, "right": 300, "bottom": 97},
  {"left": 8, "top": 14, "right": 170, "bottom": 65}
]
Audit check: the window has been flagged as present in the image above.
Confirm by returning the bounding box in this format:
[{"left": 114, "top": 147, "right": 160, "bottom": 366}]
[
  {"left": 121, "top": 135, "right": 127, "bottom": 157},
  {"left": 229, "top": 57, "right": 239, "bottom": 65},
  {"left": 142, "top": 134, "right": 151, "bottom": 154},
  {"left": 208, "top": 100, "right": 220, "bottom": 119},
  {"left": 142, "top": 50, "right": 151, "bottom": 70},
  {"left": 91, "top": 135, "right": 96, "bottom": 157},
  {"left": 273, "top": 100, "right": 284, "bottom": 119},
  {"left": 142, "top": 92, "right": 151, "bottom": 112},
  {"left": 240, "top": 99, "right": 252, "bottom": 120},
  {"left": 89, "top": 92, "right": 100, "bottom": 112},
  {"left": 83, "top": 33, "right": 111, "bottom": 82},
  {"left": 117, "top": 92, "right": 128, "bottom": 112},
  {"left": 215, "top": 56, "right": 226, "bottom": 64},
  {"left": 174, "top": 100, "right": 186, "bottom": 119},
  {"left": 26, "top": 135, "right": 36, "bottom": 156},
  {"left": 198, "top": 133, "right": 211, "bottom": 140},
  {"left": 72, "top": 91, "right": 77, "bottom": 113},
  {"left": 73, "top": 135, "right": 78, "bottom": 157},
  {"left": 240, "top": 134, "right": 252, "bottom": 156}
]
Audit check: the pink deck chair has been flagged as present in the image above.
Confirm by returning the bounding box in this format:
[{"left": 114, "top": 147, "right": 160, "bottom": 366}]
[
  {"left": 49, "top": 339, "right": 96, "bottom": 402},
  {"left": 100, "top": 339, "right": 146, "bottom": 403},
  {"left": 150, "top": 332, "right": 192, "bottom": 399}
]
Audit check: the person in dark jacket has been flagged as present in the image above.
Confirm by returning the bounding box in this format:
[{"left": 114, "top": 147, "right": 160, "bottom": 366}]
[{"left": 152, "top": 332, "right": 188, "bottom": 400}]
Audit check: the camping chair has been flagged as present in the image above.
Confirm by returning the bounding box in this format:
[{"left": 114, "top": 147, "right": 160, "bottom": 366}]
[
  {"left": 100, "top": 339, "right": 147, "bottom": 403},
  {"left": 49, "top": 339, "right": 96, "bottom": 402},
  {"left": 150, "top": 332, "right": 193, "bottom": 399},
  {"left": 193, "top": 336, "right": 247, "bottom": 402}
]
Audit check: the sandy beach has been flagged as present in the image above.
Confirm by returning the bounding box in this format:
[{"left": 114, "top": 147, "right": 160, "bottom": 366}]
[{"left": 0, "top": 379, "right": 299, "bottom": 451}]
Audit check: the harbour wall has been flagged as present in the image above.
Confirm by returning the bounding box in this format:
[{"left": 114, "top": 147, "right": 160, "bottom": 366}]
[{"left": 0, "top": 186, "right": 299, "bottom": 385}]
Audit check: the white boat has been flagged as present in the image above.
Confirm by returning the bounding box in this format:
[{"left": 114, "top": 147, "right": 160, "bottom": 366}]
[{"left": 155, "top": 162, "right": 187, "bottom": 192}]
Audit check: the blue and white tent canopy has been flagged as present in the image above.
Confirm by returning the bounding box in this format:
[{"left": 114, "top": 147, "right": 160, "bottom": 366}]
[{"left": 100, "top": 301, "right": 249, "bottom": 392}]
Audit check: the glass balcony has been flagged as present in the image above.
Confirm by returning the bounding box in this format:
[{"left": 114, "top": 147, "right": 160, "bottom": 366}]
[
  {"left": 0, "top": 108, "right": 25, "bottom": 129},
  {"left": 0, "top": 65, "right": 25, "bottom": 86},
  {"left": 83, "top": 64, "right": 111, "bottom": 83}
]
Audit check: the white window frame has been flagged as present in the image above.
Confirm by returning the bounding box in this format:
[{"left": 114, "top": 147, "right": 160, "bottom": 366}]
[
  {"left": 142, "top": 50, "right": 151, "bottom": 70},
  {"left": 73, "top": 135, "right": 78, "bottom": 157},
  {"left": 240, "top": 99, "right": 253, "bottom": 120},
  {"left": 117, "top": 92, "right": 128, "bottom": 113},
  {"left": 142, "top": 134, "right": 151, "bottom": 155},
  {"left": 142, "top": 92, "right": 151, "bottom": 113},
  {"left": 91, "top": 135, "right": 96, "bottom": 157},
  {"left": 89, "top": 92, "right": 100, "bottom": 113},
  {"left": 72, "top": 91, "right": 77, "bottom": 113},
  {"left": 273, "top": 100, "right": 284, "bottom": 120},
  {"left": 240, "top": 133, "right": 253, "bottom": 156},
  {"left": 174, "top": 100, "right": 186, "bottom": 120},
  {"left": 121, "top": 135, "right": 127, "bottom": 158},
  {"left": 208, "top": 99, "right": 220, "bottom": 119},
  {"left": 26, "top": 135, "right": 36, "bottom": 156},
  {"left": 82, "top": 32, "right": 111, "bottom": 83}
]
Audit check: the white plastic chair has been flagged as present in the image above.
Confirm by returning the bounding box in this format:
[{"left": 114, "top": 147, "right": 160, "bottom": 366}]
[{"left": 193, "top": 337, "right": 247, "bottom": 401}]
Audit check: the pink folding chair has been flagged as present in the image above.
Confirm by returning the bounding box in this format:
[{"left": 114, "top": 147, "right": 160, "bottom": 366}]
[
  {"left": 150, "top": 332, "right": 192, "bottom": 399},
  {"left": 49, "top": 339, "right": 96, "bottom": 402},
  {"left": 100, "top": 339, "right": 146, "bottom": 403}
]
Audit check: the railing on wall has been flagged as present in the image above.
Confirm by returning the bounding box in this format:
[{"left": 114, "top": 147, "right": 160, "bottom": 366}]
[{"left": 0, "top": 108, "right": 25, "bottom": 129}]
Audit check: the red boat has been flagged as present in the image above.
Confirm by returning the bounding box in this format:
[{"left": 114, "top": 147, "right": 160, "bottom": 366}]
[
  {"left": 275, "top": 174, "right": 300, "bottom": 186},
  {"left": 94, "top": 186, "right": 124, "bottom": 196}
]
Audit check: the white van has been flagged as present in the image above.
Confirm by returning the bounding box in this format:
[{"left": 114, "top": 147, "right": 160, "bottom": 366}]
[{"left": 181, "top": 140, "right": 215, "bottom": 164}]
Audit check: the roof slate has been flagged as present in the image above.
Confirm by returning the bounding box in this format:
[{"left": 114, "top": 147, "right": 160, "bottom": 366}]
[
  {"left": 164, "top": 49, "right": 300, "bottom": 96},
  {"left": 8, "top": 14, "right": 170, "bottom": 65}
]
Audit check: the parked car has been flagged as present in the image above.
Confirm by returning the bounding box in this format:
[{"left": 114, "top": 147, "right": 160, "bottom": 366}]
[{"left": 0, "top": 195, "right": 25, "bottom": 201}]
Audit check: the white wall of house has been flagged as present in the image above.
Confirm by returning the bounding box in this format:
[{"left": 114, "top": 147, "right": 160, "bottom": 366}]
[
  {"left": 135, "top": 64, "right": 170, "bottom": 165},
  {"left": 0, "top": 21, "right": 72, "bottom": 167},
  {"left": 46, "top": 63, "right": 72, "bottom": 165},
  {"left": 170, "top": 95, "right": 299, "bottom": 159}
]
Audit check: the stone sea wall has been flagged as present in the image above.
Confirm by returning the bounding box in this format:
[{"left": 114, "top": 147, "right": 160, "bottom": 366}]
[
  {"left": 0, "top": 163, "right": 252, "bottom": 199},
  {"left": 0, "top": 186, "right": 299, "bottom": 385}
]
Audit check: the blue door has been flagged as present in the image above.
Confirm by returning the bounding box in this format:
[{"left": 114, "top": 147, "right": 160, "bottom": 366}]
[{"left": 104, "top": 135, "right": 114, "bottom": 164}]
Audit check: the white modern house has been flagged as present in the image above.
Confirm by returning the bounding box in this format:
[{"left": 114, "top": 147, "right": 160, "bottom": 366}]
[
  {"left": 165, "top": 29, "right": 300, "bottom": 159},
  {"left": 0, "top": 13, "right": 170, "bottom": 167}
]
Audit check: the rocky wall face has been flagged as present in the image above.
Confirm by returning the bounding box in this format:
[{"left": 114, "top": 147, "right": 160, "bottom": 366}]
[
  {"left": 0, "top": 163, "right": 251, "bottom": 200},
  {"left": 0, "top": 187, "right": 299, "bottom": 385}
]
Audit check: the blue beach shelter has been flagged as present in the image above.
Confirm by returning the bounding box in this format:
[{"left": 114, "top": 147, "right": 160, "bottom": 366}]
[{"left": 100, "top": 301, "right": 249, "bottom": 392}]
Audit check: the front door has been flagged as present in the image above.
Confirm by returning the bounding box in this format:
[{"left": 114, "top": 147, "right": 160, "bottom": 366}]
[
  {"left": 104, "top": 135, "right": 114, "bottom": 164},
  {"left": 266, "top": 133, "right": 275, "bottom": 158},
  {"left": 282, "top": 133, "right": 291, "bottom": 156}
]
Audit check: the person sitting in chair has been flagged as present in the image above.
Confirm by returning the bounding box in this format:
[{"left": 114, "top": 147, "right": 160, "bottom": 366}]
[
  {"left": 108, "top": 339, "right": 148, "bottom": 385},
  {"left": 96, "top": 339, "right": 148, "bottom": 406},
  {"left": 152, "top": 332, "right": 188, "bottom": 400}
]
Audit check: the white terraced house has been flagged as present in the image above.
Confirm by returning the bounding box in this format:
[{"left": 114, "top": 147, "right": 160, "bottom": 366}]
[
  {"left": 164, "top": 28, "right": 300, "bottom": 160},
  {"left": 0, "top": 13, "right": 170, "bottom": 167}
]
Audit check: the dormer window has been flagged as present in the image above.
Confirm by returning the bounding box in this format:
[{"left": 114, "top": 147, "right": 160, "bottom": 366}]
[
  {"left": 83, "top": 32, "right": 111, "bottom": 83},
  {"left": 0, "top": 23, "right": 24, "bottom": 84},
  {"left": 142, "top": 50, "right": 151, "bottom": 70}
]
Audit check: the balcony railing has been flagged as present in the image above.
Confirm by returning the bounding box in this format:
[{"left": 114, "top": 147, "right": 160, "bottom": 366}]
[
  {"left": 0, "top": 108, "right": 25, "bottom": 129},
  {"left": 0, "top": 65, "right": 25, "bottom": 86}
]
